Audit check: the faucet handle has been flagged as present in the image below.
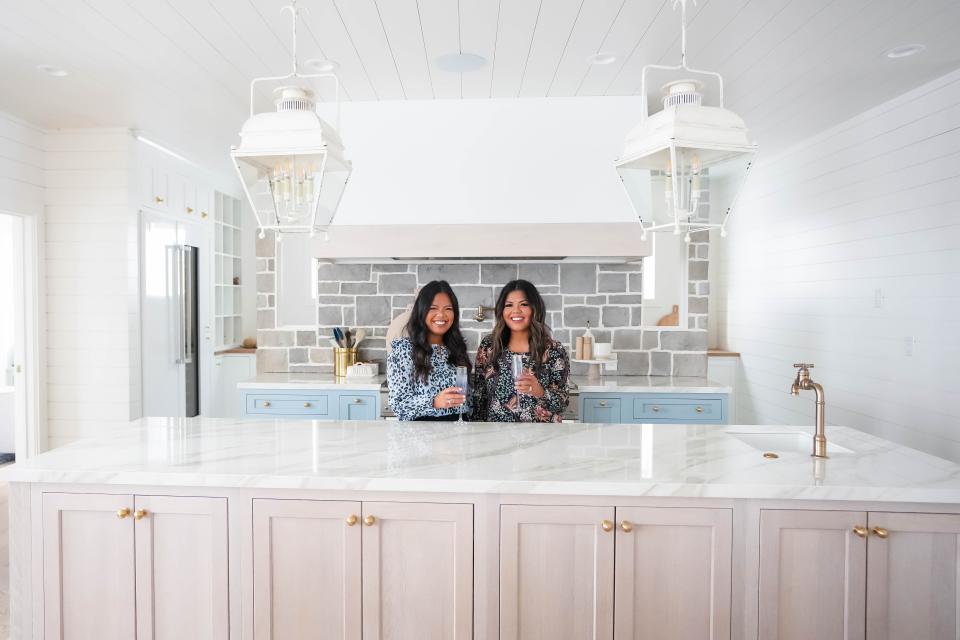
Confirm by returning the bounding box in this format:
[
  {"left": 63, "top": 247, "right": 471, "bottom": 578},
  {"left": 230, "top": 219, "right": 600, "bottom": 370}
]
[{"left": 793, "top": 363, "right": 815, "bottom": 370}]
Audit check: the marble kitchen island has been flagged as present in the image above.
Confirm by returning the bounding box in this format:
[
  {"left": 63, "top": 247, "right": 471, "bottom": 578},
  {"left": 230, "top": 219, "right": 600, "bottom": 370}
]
[{"left": 9, "top": 418, "right": 960, "bottom": 639}]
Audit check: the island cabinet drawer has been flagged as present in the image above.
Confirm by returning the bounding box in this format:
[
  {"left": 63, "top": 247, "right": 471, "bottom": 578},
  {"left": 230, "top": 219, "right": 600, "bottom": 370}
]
[
  {"left": 581, "top": 397, "right": 622, "bottom": 423},
  {"left": 632, "top": 397, "right": 723, "bottom": 422},
  {"left": 338, "top": 394, "right": 378, "bottom": 421},
  {"left": 245, "top": 393, "right": 332, "bottom": 417}
]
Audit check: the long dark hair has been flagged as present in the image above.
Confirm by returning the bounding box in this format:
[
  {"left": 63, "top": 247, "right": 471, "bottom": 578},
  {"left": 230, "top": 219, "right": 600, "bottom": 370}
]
[
  {"left": 405, "top": 280, "right": 471, "bottom": 382},
  {"left": 490, "top": 279, "right": 551, "bottom": 375}
]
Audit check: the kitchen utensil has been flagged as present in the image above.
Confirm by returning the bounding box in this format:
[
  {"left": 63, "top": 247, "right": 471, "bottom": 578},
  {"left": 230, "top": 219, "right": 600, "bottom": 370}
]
[
  {"left": 333, "top": 327, "right": 345, "bottom": 347},
  {"left": 353, "top": 328, "right": 367, "bottom": 347},
  {"left": 328, "top": 339, "right": 340, "bottom": 349},
  {"left": 345, "top": 329, "right": 353, "bottom": 347}
]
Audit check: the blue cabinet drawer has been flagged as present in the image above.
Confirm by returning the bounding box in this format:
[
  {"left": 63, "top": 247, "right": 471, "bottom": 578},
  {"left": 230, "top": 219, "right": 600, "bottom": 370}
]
[
  {"left": 338, "top": 394, "right": 378, "bottom": 421},
  {"left": 581, "top": 397, "right": 622, "bottom": 424},
  {"left": 632, "top": 397, "right": 723, "bottom": 422},
  {"left": 245, "top": 394, "right": 331, "bottom": 417}
]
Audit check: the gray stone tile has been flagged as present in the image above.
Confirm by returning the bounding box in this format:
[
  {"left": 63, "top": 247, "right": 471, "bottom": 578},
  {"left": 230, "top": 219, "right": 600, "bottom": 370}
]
[
  {"left": 317, "top": 305, "right": 343, "bottom": 326},
  {"left": 257, "top": 309, "right": 275, "bottom": 329},
  {"left": 628, "top": 272, "right": 643, "bottom": 293},
  {"left": 560, "top": 263, "right": 597, "bottom": 294},
  {"left": 341, "top": 282, "right": 378, "bottom": 295},
  {"left": 650, "top": 351, "right": 672, "bottom": 376},
  {"left": 378, "top": 273, "right": 417, "bottom": 294},
  {"left": 612, "top": 329, "right": 643, "bottom": 349},
  {"left": 551, "top": 329, "right": 571, "bottom": 346},
  {"left": 673, "top": 353, "right": 707, "bottom": 377},
  {"left": 697, "top": 245, "right": 709, "bottom": 259},
  {"left": 542, "top": 294, "right": 562, "bottom": 312},
  {"left": 690, "top": 230, "right": 709, "bottom": 243},
  {"left": 356, "top": 296, "right": 391, "bottom": 326},
  {"left": 257, "top": 348, "right": 287, "bottom": 373},
  {"left": 689, "top": 260, "right": 708, "bottom": 280},
  {"left": 317, "top": 295, "right": 355, "bottom": 305},
  {"left": 257, "top": 294, "right": 270, "bottom": 309},
  {"left": 688, "top": 296, "right": 709, "bottom": 314},
  {"left": 563, "top": 305, "right": 599, "bottom": 328},
  {"left": 519, "top": 263, "right": 559, "bottom": 285},
  {"left": 317, "top": 264, "right": 372, "bottom": 282},
  {"left": 602, "top": 306, "right": 629, "bottom": 327},
  {"left": 451, "top": 285, "right": 494, "bottom": 309},
  {"left": 591, "top": 329, "right": 611, "bottom": 342},
  {"left": 688, "top": 316, "right": 698, "bottom": 329},
  {"left": 481, "top": 264, "right": 518, "bottom": 284},
  {"left": 608, "top": 294, "right": 643, "bottom": 304},
  {"left": 618, "top": 351, "right": 650, "bottom": 376},
  {"left": 392, "top": 295, "right": 414, "bottom": 309},
  {"left": 537, "top": 284, "right": 560, "bottom": 294},
  {"left": 563, "top": 295, "right": 585, "bottom": 305},
  {"left": 256, "top": 273, "right": 275, "bottom": 294},
  {"left": 417, "top": 264, "right": 479, "bottom": 284},
  {"left": 696, "top": 316, "right": 708, "bottom": 329},
  {"left": 585, "top": 295, "right": 607, "bottom": 305},
  {"left": 258, "top": 330, "right": 295, "bottom": 347},
  {"left": 660, "top": 330, "right": 707, "bottom": 351},
  {"left": 296, "top": 330, "right": 317, "bottom": 346},
  {"left": 317, "top": 281, "right": 339, "bottom": 293},
  {"left": 697, "top": 282, "right": 710, "bottom": 295},
  {"left": 310, "top": 348, "right": 333, "bottom": 363},
  {"left": 289, "top": 347, "right": 309, "bottom": 364},
  {"left": 597, "top": 263, "right": 643, "bottom": 273},
  {"left": 688, "top": 282, "right": 697, "bottom": 294},
  {"left": 630, "top": 308, "right": 643, "bottom": 326},
  {"left": 642, "top": 330, "right": 660, "bottom": 350},
  {"left": 289, "top": 364, "right": 328, "bottom": 374},
  {"left": 342, "top": 306, "right": 356, "bottom": 326},
  {"left": 598, "top": 273, "right": 627, "bottom": 293},
  {"left": 372, "top": 264, "right": 409, "bottom": 272},
  {"left": 256, "top": 232, "right": 275, "bottom": 257},
  {"left": 267, "top": 294, "right": 275, "bottom": 307}
]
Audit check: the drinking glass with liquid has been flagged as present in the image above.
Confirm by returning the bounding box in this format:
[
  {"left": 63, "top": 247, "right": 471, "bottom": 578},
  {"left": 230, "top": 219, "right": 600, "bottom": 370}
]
[
  {"left": 511, "top": 354, "right": 525, "bottom": 398},
  {"left": 455, "top": 366, "right": 469, "bottom": 422}
]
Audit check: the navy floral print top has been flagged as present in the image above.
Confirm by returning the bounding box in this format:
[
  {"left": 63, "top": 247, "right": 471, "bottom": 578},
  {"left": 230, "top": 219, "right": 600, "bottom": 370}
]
[
  {"left": 471, "top": 335, "right": 570, "bottom": 423},
  {"left": 387, "top": 338, "right": 470, "bottom": 421}
]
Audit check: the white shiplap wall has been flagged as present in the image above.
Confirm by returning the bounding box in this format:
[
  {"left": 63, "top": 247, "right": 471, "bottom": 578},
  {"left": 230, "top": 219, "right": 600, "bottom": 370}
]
[
  {"left": 717, "top": 69, "right": 960, "bottom": 461},
  {"left": 44, "top": 129, "right": 139, "bottom": 449},
  {"left": 0, "top": 111, "right": 44, "bottom": 216}
]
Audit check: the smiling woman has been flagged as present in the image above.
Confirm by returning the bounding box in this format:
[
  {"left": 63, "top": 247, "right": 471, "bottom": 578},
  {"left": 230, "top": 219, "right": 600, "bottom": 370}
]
[{"left": 386, "top": 280, "right": 472, "bottom": 421}]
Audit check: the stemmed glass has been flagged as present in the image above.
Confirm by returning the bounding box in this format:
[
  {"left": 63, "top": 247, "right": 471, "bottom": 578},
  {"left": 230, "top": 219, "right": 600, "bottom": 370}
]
[
  {"left": 455, "top": 366, "right": 469, "bottom": 422},
  {"left": 511, "top": 354, "right": 525, "bottom": 399}
]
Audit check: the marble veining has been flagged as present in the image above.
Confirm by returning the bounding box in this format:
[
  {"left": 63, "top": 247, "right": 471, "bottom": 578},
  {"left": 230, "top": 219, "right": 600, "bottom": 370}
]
[
  {"left": 7, "top": 419, "right": 960, "bottom": 503},
  {"left": 570, "top": 375, "right": 731, "bottom": 394},
  {"left": 238, "top": 373, "right": 385, "bottom": 390}
]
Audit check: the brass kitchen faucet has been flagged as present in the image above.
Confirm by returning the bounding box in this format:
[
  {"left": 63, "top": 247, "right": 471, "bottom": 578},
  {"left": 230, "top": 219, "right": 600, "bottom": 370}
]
[{"left": 791, "top": 363, "right": 827, "bottom": 458}]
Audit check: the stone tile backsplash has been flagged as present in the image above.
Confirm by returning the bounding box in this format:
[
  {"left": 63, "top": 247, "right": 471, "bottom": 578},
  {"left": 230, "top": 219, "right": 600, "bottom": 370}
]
[{"left": 256, "top": 236, "right": 709, "bottom": 378}]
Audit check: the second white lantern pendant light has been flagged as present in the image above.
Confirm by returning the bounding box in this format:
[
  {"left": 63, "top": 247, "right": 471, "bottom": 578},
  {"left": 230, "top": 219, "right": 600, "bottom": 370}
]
[
  {"left": 231, "top": 0, "right": 351, "bottom": 241},
  {"left": 615, "top": 0, "right": 758, "bottom": 242}
]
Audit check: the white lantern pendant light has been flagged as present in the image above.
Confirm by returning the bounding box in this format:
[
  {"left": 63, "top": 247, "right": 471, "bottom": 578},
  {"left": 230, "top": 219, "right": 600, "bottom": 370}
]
[
  {"left": 231, "top": 0, "right": 351, "bottom": 240},
  {"left": 615, "top": 0, "right": 757, "bottom": 242}
]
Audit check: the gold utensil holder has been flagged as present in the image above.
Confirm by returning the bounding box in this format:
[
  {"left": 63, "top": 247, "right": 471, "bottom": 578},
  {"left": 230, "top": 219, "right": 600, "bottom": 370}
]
[{"left": 334, "top": 347, "right": 359, "bottom": 377}]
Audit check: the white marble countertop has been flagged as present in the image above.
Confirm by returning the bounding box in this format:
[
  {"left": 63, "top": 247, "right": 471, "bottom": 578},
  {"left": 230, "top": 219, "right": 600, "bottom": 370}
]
[
  {"left": 570, "top": 375, "right": 731, "bottom": 394},
  {"left": 7, "top": 419, "right": 960, "bottom": 503},
  {"left": 238, "top": 373, "right": 385, "bottom": 391}
]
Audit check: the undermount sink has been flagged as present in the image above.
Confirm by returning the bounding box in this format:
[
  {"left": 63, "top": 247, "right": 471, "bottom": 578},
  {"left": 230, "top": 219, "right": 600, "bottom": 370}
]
[{"left": 728, "top": 431, "right": 854, "bottom": 456}]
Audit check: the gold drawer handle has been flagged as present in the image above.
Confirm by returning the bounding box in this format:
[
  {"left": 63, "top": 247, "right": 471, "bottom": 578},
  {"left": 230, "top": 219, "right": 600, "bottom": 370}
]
[
  {"left": 363, "top": 515, "right": 376, "bottom": 527},
  {"left": 262, "top": 401, "right": 271, "bottom": 407},
  {"left": 600, "top": 519, "right": 613, "bottom": 532},
  {"left": 134, "top": 509, "right": 148, "bottom": 521},
  {"left": 186, "top": 207, "right": 194, "bottom": 214},
  {"left": 303, "top": 402, "right": 311, "bottom": 408},
  {"left": 652, "top": 406, "right": 660, "bottom": 412},
  {"left": 599, "top": 401, "right": 607, "bottom": 407},
  {"left": 872, "top": 526, "right": 889, "bottom": 539},
  {"left": 853, "top": 525, "right": 868, "bottom": 538},
  {"left": 154, "top": 196, "right": 164, "bottom": 204},
  {"left": 117, "top": 508, "right": 131, "bottom": 519},
  {"left": 696, "top": 406, "right": 704, "bottom": 413},
  {"left": 620, "top": 520, "right": 633, "bottom": 533},
  {"left": 201, "top": 211, "right": 208, "bottom": 219},
  {"left": 346, "top": 514, "right": 358, "bottom": 527},
  {"left": 353, "top": 398, "right": 363, "bottom": 404}
]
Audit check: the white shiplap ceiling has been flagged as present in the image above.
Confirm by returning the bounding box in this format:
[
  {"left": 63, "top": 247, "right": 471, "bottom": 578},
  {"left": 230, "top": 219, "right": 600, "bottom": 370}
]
[{"left": 1, "top": 0, "right": 959, "bottom": 174}]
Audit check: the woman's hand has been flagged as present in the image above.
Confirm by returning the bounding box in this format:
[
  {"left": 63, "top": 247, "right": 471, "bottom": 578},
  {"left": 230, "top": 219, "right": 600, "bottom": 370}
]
[
  {"left": 516, "top": 372, "right": 544, "bottom": 398},
  {"left": 433, "top": 387, "right": 466, "bottom": 410}
]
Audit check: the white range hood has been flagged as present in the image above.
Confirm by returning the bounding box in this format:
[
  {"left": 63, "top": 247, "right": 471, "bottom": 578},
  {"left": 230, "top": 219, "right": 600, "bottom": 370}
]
[{"left": 300, "top": 222, "right": 652, "bottom": 263}]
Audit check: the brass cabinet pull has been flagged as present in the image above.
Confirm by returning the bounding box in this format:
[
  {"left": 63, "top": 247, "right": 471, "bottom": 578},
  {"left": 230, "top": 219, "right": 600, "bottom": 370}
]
[
  {"left": 134, "top": 509, "right": 148, "bottom": 521},
  {"left": 186, "top": 207, "right": 194, "bottom": 214},
  {"left": 303, "top": 402, "right": 311, "bottom": 408},
  {"left": 852, "top": 525, "right": 869, "bottom": 538},
  {"left": 117, "top": 508, "right": 131, "bottom": 519},
  {"left": 620, "top": 520, "right": 633, "bottom": 533},
  {"left": 600, "top": 519, "right": 614, "bottom": 532},
  {"left": 201, "top": 211, "right": 208, "bottom": 219},
  {"left": 154, "top": 196, "right": 164, "bottom": 204},
  {"left": 599, "top": 401, "right": 607, "bottom": 407},
  {"left": 652, "top": 406, "right": 661, "bottom": 412},
  {"left": 363, "top": 515, "right": 376, "bottom": 527},
  {"left": 346, "top": 514, "right": 358, "bottom": 527},
  {"left": 696, "top": 406, "right": 704, "bottom": 413},
  {"left": 872, "top": 526, "right": 889, "bottom": 539},
  {"left": 262, "top": 401, "right": 271, "bottom": 407},
  {"left": 353, "top": 398, "right": 363, "bottom": 404}
]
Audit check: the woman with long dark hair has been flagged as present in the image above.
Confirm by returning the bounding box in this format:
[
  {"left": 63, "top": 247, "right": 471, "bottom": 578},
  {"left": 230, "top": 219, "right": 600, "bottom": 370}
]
[
  {"left": 386, "top": 280, "right": 472, "bottom": 421},
  {"left": 472, "top": 279, "right": 570, "bottom": 422}
]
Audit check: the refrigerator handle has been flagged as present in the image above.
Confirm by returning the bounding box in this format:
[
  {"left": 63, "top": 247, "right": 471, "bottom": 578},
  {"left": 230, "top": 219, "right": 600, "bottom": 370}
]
[
  {"left": 182, "top": 246, "right": 194, "bottom": 365},
  {"left": 176, "top": 245, "right": 186, "bottom": 365}
]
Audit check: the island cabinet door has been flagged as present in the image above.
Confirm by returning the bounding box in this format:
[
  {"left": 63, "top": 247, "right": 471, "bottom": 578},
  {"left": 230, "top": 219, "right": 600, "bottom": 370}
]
[
  {"left": 361, "top": 502, "right": 473, "bottom": 640},
  {"left": 865, "top": 512, "right": 960, "bottom": 640},
  {"left": 41, "top": 492, "right": 137, "bottom": 640},
  {"left": 252, "top": 499, "right": 362, "bottom": 640},
  {"left": 759, "top": 509, "right": 867, "bottom": 640},
  {"left": 500, "top": 505, "right": 615, "bottom": 640},
  {"left": 613, "top": 506, "right": 732, "bottom": 640},
  {"left": 133, "top": 495, "right": 229, "bottom": 640}
]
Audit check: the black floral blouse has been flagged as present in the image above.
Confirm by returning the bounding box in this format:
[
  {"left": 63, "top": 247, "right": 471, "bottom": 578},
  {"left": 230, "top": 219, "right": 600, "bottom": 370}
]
[
  {"left": 471, "top": 335, "right": 570, "bottom": 423},
  {"left": 387, "top": 338, "right": 470, "bottom": 421}
]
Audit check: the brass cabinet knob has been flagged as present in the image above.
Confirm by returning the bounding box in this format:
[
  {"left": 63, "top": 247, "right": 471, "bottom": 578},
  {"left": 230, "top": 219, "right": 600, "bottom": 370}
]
[
  {"left": 263, "top": 401, "right": 271, "bottom": 407},
  {"left": 363, "top": 515, "right": 376, "bottom": 527},
  {"left": 599, "top": 401, "right": 607, "bottom": 407},
  {"left": 353, "top": 398, "right": 363, "bottom": 404},
  {"left": 872, "top": 526, "right": 889, "bottom": 539},
  {"left": 652, "top": 406, "right": 661, "bottom": 412},
  {"left": 134, "top": 509, "right": 148, "bottom": 520},
  {"left": 303, "top": 402, "right": 311, "bottom": 408},
  {"left": 600, "top": 519, "right": 614, "bottom": 532},
  {"left": 186, "top": 207, "right": 194, "bottom": 214},
  {"left": 117, "top": 507, "right": 131, "bottom": 519},
  {"left": 346, "top": 514, "right": 358, "bottom": 527},
  {"left": 201, "top": 211, "right": 208, "bottom": 219},
  {"left": 696, "top": 406, "right": 704, "bottom": 413},
  {"left": 852, "top": 525, "right": 869, "bottom": 538},
  {"left": 620, "top": 520, "right": 633, "bottom": 533},
  {"left": 154, "top": 196, "right": 164, "bottom": 204}
]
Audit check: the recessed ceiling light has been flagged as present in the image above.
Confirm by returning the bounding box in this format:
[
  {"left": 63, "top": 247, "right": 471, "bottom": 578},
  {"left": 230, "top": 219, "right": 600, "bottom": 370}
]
[
  {"left": 37, "top": 64, "right": 69, "bottom": 77},
  {"left": 303, "top": 58, "right": 339, "bottom": 73},
  {"left": 884, "top": 44, "right": 926, "bottom": 59},
  {"left": 587, "top": 52, "right": 617, "bottom": 65},
  {"left": 435, "top": 53, "right": 487, "bottom": 73}
]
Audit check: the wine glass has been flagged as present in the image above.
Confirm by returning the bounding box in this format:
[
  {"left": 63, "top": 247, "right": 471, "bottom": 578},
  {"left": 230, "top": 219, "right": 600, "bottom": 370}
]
[
  {"left": 511, "top": 354, "right": 524, "bottom": 399},
  {"left": 455, "top": 366, "right": 469, "bottom": 422}
]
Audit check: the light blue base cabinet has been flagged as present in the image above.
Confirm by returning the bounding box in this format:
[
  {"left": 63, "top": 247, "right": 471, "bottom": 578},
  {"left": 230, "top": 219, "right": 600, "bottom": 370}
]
[
  {"left": 241, "top": 390, "right": 379, "bottom": 420},
  {"left": 580, "top": 392, "right": 728, "bottom": 424}
]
